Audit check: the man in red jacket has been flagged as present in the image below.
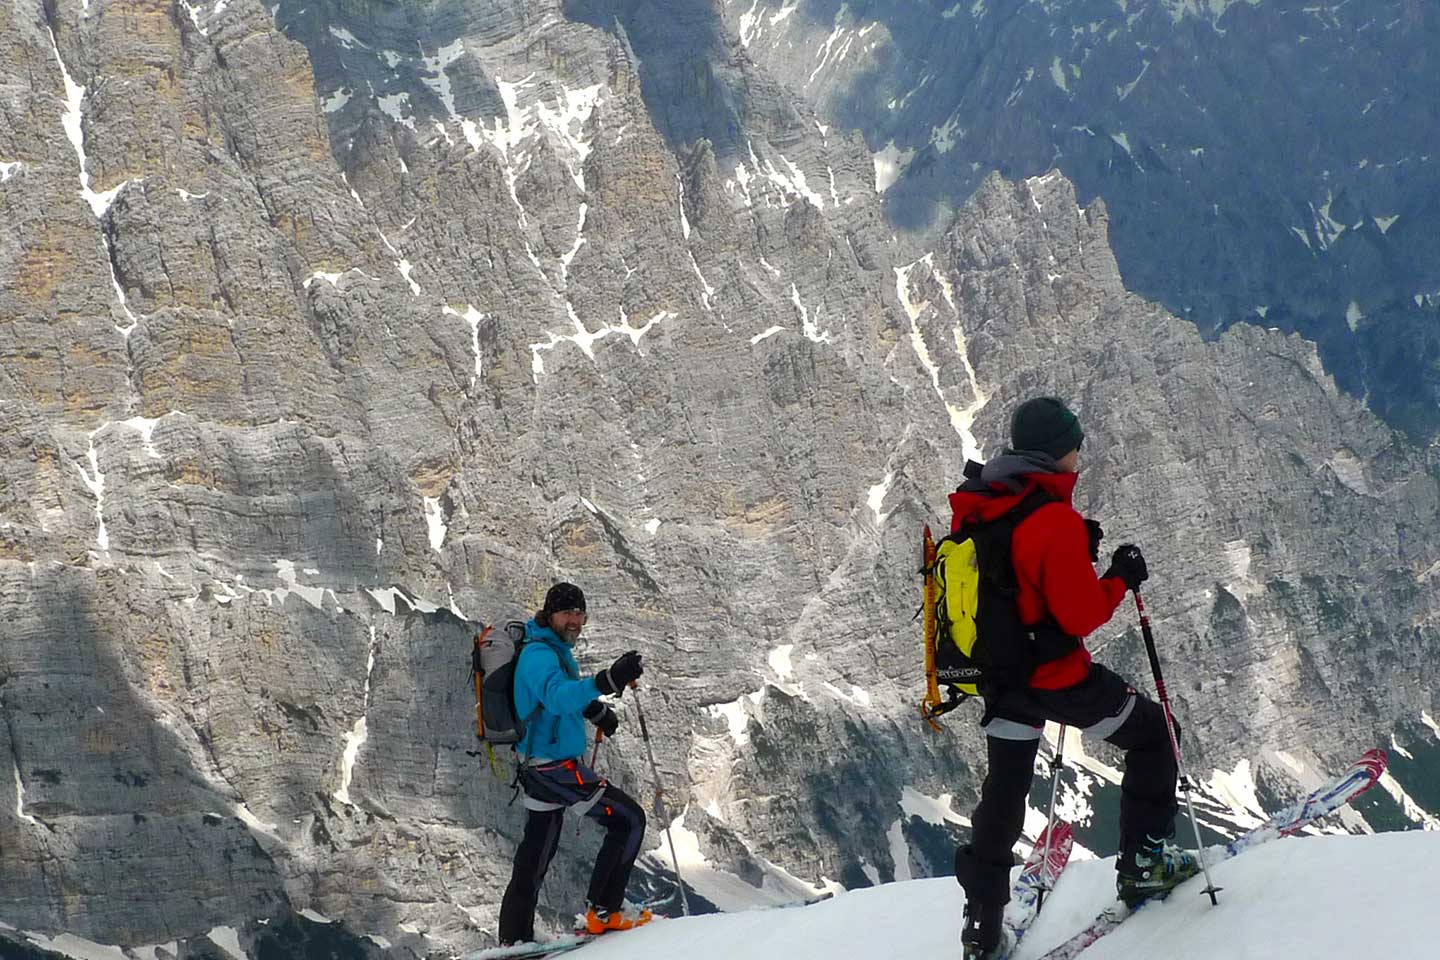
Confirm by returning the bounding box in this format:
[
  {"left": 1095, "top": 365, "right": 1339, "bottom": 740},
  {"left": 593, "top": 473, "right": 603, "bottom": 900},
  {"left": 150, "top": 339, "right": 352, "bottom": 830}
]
[{"left": 951, "top": 397, "right": 1197, "bottom": 960}]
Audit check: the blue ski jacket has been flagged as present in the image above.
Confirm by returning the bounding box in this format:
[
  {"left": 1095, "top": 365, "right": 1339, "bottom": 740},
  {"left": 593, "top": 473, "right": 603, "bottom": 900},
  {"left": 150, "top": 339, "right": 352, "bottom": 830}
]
[{"left": 513, "top": 619, "right": 601, "bottom": 762}]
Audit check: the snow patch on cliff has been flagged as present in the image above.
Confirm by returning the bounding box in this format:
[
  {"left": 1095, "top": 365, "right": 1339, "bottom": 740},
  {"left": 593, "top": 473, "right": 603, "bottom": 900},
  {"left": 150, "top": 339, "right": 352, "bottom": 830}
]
[
  {"left": 529, "top": 309, "right": 676, "bottom": 377},
  {"left": 1377, "top": 770, "right": 1440, "bottom": 830},
  {"left": 1422, "top": 711, "right": 1440, "bottom": 741},
  {"left": 13, "top": 761, "right": 38, "bottom": 826},
  {"left": 873, "top": 141, "right": 915, "bottom": 193},
  {"left": 866, "top": 470, "right": 894, "bottom": 524},
  {"left": 895, "top": 259, "right": 986, "bottom": 462},
  {"left": 419, "top": 40, "right": 465, "bottom": 119},
  {"left": 900, "top": 785, "right": 971, "bottom": 828},
  {"left": 646, "top": 812, "right": 842, "bottom": 912},
  {"left": 335, "top": 625, "right": 379, "bottom": 806},
  {"left": 442, "top": 305, "right": 486, "bottom": 383},
  {"left": 74, "top": 434, "right": 109, "bottom": 554},
  {"left": 423, "top": 497, "right": 448, "bottom": 552}
]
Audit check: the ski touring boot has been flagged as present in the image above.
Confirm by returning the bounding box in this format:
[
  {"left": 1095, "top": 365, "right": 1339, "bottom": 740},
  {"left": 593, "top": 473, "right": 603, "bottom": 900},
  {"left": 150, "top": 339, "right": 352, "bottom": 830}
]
[
  {"left": 961, "top": 898, "right": 1014, "bottom": 960},
  {"left": 1116, "top": 834, "right": 1201, "bottom": 907},
  {"left": 581, "top": 902, "right": 653, "bottom": 936}
]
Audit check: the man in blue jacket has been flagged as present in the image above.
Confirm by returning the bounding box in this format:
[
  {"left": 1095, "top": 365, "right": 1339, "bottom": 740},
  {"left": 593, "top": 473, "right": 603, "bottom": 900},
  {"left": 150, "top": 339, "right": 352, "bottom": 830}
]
[{"left": 497, "top": 582, "right": 649, "bottom": 945}]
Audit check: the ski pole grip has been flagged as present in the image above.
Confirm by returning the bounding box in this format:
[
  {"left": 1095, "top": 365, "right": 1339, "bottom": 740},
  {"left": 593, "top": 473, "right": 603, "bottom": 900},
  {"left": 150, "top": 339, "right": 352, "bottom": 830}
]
[{"left": 1133, "top": 593, "right": 1164, "bottom": 678}]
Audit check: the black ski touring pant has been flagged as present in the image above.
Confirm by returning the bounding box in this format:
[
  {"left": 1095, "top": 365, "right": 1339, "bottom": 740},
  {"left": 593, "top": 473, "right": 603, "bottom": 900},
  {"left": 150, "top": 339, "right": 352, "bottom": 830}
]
[
  {"left": 955, "top": 664, "right": 1179, "bottom": 909},
  {"left": 498, "top": 759, "right": 646, "bottom": 944}
]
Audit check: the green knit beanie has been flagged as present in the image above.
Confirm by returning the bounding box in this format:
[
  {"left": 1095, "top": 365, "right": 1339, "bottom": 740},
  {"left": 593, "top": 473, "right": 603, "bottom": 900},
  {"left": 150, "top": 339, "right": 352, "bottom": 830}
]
[{"left": 1010, "top": 397, "right": 1084, "bottom": 459}]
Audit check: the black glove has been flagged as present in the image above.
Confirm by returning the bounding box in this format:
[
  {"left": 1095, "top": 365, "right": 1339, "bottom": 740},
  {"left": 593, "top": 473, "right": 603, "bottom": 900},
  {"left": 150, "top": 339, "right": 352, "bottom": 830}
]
[
  {"left": 1084, "top": 518, "right": 1104, "bottom": 563},
  {"left": 583, "top": 701, "right": 619, "bottom": 737},
  {"left": 595, "top": 650, "right": 643, "bottom": 696},
  {"left": 1103, "top": 544, "right": 1149, "bottom": 592}
]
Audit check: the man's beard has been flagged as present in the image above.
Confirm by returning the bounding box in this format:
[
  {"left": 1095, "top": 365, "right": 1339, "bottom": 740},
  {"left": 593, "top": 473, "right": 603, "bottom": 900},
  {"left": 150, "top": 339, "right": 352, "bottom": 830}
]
[{"left": 559, "top": 625, "right": 583, "bottom": 644}]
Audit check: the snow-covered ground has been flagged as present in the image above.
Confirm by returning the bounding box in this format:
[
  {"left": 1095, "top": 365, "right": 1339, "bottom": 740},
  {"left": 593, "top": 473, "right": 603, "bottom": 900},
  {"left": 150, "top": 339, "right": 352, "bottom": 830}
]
[{"left": 568, "top": 830, "right": 1439, "bottom": 959}]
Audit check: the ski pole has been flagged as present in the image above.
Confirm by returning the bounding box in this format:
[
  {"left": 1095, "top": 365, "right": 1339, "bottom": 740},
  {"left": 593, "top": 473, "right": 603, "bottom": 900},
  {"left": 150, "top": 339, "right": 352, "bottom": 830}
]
[
  {"left": 1134, "top": 591, "right": 1222, "bottom": 905},
  {"left": 1036, "top": 723, "right": 1067, "bottom": 914},
  {"left": 630, "top": 683, "right": 690, "bottom": 916}
]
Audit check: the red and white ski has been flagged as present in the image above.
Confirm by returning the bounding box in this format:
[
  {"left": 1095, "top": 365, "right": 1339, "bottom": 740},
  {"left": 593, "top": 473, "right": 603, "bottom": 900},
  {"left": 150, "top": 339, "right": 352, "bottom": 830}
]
[
  {"left": 1037, "top": 748, "right": 1388, "bottom": 960},
  {"left": 993, "top": 819, "right": 1075, "bottom": 957}
]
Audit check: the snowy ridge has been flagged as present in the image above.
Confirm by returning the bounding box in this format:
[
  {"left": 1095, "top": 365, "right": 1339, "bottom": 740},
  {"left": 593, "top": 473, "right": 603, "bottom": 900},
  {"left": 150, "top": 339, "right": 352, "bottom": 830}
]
[{"left": 483, "top": 831, "right": 1440, "bottom": 960}]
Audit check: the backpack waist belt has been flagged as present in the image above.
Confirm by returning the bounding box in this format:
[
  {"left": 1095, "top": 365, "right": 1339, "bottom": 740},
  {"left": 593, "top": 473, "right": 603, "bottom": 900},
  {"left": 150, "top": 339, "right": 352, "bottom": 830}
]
[{"left": 519, "top": 760, "right": 607, "bottom": 815}]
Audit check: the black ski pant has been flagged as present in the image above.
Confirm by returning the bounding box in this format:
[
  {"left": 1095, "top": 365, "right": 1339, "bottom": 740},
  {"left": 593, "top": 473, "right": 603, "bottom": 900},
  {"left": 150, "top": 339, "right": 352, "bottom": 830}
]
[
  {"left": 498, "top": 759, "right": 646, "bottom": 944},
  {"left": 955, "top": 664, "right": 1179, "bottom": 908}
]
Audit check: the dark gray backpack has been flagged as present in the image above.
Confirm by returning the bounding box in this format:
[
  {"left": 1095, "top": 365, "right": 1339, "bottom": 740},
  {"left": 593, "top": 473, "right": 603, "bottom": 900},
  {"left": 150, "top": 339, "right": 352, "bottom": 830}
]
[{"left": 472, "top": 621, "right": 529, "bottom": 745}]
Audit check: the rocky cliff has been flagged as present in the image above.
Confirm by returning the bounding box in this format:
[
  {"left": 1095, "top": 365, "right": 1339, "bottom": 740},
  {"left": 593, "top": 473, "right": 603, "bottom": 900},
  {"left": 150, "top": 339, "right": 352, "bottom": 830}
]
[
  {"left": 1, "top": 1, "right": 1437, "bottom": 957},
  {"left": 720, "top": 0, "right": 1440, "bottom": 440}
]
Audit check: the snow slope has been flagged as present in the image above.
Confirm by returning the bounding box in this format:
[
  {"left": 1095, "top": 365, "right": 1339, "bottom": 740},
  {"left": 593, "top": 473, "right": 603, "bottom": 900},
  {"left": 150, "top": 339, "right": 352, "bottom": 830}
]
[{"left": 563, "top": 831, "right": 1439, "bottom": 960}]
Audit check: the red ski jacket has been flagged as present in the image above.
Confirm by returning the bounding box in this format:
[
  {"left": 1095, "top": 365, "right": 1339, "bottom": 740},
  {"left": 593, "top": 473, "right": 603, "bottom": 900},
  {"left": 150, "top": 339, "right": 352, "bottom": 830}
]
[{"left": 948, "top": 470, "right": 1127, "bottom": 690}]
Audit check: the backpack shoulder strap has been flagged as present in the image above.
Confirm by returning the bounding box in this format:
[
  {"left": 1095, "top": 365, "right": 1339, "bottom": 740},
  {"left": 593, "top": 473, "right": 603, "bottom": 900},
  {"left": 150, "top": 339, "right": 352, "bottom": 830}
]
[
  {"left": 1006, "top": 486, "right": 1059, "bottom": 527},
  {"left": 948, "top": 485, "right": 1059, "bottom": 541},
  {"left": 510, "top": 632, "right": 551, "bottom": 760},
  {"left": 537, "top": 637, "right": 577, "bottom": 675}
]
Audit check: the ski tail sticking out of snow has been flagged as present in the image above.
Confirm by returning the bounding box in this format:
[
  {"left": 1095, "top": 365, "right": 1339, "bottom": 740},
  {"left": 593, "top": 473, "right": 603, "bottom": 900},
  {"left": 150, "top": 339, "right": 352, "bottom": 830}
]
[
  {"left": 997, "top": 820, "right": 1076, "bottom": 958},
  {"left": 1037, "top": 748, "right": 1388, "bottom": 960},
  {"left": 1226, "top": 748, "right": 1387, "bottom": 851}
]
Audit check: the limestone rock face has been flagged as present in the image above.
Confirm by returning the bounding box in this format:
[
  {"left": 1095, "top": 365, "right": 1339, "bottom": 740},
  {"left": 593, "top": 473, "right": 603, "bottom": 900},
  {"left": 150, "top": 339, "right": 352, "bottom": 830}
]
[
  {"left": 719, "top": 0, "right": 1440, "bottom": 440},
  {"left": 1, "top": 1, "right": 1437, "bottom": 957}
]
